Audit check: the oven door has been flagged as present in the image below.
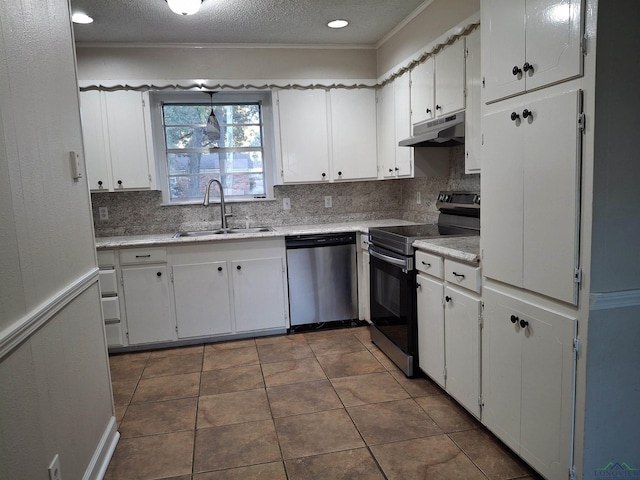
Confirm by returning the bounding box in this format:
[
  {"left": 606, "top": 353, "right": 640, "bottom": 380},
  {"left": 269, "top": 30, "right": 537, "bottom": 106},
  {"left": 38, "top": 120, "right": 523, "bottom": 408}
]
[{"left": 369, "top": 245, "right": 417, "bottom": 361}]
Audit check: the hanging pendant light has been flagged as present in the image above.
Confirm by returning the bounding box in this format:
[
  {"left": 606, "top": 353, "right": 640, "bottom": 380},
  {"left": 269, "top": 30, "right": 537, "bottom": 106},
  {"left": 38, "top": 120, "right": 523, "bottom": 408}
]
[
  {"left": 206, "top": 92, "right": 221, "bottom": 141},
  {"left": 166, "top": 0, "right": 203, "bottom": 16}
]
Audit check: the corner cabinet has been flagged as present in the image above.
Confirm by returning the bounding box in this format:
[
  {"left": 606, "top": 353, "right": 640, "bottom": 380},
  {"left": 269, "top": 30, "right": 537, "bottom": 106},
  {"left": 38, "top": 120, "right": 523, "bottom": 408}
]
[
  {"left": 79, "top": 90, "right": 156, "bottom": 192},
  {"left": 481, "top": 0, "right": 584, "bottom": 103},
  {"left": 482, "top": 287, "right": 576, "bottom": 480},
  {"left": 275, "top": 89, "right": 378, "bottom": 183},
  {"left": 482, "top": 88, "right": 582, "bottom": 305}
]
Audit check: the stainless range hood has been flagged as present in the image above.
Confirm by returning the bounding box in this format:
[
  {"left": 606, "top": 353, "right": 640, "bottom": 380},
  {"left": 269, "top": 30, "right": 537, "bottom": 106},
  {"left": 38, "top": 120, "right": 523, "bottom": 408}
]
[{"left": 399, "top": 111, "right": 465, "bottom": 147}]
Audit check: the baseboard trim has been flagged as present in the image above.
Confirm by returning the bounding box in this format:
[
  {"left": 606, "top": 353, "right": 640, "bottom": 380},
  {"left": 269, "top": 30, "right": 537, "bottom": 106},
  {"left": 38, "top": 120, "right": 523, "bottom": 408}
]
[
  {"left": 0, "top": 268, "right": 99, "bottom": 361},
  {"left": 84, "top": 415, "right": 120, "bottom": 480}
]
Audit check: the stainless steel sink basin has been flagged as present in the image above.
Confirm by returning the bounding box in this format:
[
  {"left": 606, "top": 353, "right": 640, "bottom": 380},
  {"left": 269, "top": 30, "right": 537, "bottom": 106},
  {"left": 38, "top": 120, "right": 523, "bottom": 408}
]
[{"left": 173, "top": 227, "right": 275, "bottom": 238}]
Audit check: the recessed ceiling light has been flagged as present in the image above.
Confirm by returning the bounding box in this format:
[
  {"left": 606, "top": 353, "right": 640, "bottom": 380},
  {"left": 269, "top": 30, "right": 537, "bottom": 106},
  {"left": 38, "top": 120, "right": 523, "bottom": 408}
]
[
  {"left": 327, "top": 19, "right": 349, "bottom": 29},
  {"left": 72, "top": 13, "right": 94, "bottom": 24}
]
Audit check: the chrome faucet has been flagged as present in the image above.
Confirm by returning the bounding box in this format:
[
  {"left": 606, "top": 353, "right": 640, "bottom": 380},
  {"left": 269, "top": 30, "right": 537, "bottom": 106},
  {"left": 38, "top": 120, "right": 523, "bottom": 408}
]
[{"left": 203, "top": 179, "right": 232, "bottom": 229}]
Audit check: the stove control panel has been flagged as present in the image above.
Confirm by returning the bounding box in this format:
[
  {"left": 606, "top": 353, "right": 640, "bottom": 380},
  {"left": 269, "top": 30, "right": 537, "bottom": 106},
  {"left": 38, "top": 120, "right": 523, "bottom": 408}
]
[{"left": 436, "top": 191, "right": 480, "bottom": 210}]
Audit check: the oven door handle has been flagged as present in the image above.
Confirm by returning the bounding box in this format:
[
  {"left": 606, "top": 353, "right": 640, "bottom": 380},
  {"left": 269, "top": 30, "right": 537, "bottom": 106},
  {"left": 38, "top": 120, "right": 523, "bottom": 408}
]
[{"left": 369, "top": 248, "right": 409, "bottom": 269}]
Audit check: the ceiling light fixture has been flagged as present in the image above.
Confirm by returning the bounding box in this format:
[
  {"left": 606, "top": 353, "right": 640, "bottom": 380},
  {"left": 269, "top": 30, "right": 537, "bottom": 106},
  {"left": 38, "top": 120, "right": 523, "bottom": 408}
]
[
  {"left": 327, "top": 19, "right": 349, "bottom": 29},
  {"left": 72, "top": 13, "right": 94, "bottom": 24},
  {"left": 166, "top": 0, "right": 203, "bottom": 16}
]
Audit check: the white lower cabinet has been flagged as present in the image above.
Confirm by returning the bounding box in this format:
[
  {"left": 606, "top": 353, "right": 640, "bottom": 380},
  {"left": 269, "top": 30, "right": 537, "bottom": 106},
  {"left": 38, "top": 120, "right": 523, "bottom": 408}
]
[
  {"left": 416, "top": 273, "right": 445, "bottom": 387},
  {"left": 416, "top": 254, "right": 481, "bottom": 417},
  {"left": 232, "top": 257, "right": 287, "bottom": 332},
  {"left": 482, "top": 287, "right": 577, "bottom": 480},
  {"left": 121, "top": 264, "right": 173, "bottom": 345},
  {"left": 172, "top": 261, "right": 232, "bottom": 339},
  {"left": 169, "top": 238, "right": 288, "bottom": 340},
  {"left": 444, "top": 285, "right": 481, "bottom": 418}
]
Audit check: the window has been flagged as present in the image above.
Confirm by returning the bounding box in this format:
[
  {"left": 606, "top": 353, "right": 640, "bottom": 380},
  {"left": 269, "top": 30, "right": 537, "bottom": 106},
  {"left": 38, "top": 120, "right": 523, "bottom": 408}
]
[{"left": 151, "top": 92, "right": 275, "bottom": 204}]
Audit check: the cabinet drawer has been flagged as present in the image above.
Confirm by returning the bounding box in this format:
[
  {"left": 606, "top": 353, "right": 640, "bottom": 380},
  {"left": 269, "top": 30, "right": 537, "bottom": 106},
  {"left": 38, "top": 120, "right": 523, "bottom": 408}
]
[
  {"left": 120, "top": 247, "right": 167, "bottom": 265},
  {"left": 98, "top": 269, "right": 118, "bottom": 296},
  {"left": 105, "top": 322, "right": 124, "bottom": 348},
  {"left": 97, "top": 250, "right": 116, "bottom": 267},
  {"left": 416, "top": 251, "right": 444, "bottom": 278},
  {"left": 445, "top": 260, "right": 481, "bottom": 293},
  {"left": 102, "top": 296, "right": 121, "bottom": 322}
]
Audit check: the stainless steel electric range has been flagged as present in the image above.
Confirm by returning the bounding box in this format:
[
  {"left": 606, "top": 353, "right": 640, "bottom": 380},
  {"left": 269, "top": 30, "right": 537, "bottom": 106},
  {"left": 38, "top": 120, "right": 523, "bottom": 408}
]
[{"left": 368, "top": 191, "right": 480, "bottom": 377}]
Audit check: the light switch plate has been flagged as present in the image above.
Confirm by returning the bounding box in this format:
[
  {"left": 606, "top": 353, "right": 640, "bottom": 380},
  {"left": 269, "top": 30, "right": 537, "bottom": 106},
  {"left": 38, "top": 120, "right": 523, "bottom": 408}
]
[
  {"left": 324, "top": 196, "right": 332, "bottom": 208},
  {"left": 69, "top": 151, "right": 82, "bottom": 180}
]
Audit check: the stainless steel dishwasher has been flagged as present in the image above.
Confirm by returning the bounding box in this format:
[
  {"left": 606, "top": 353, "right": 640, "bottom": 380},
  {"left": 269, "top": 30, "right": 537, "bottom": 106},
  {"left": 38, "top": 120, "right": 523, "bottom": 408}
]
[{"left": 285, "top": 232, "right": 358, "bottom": 329}]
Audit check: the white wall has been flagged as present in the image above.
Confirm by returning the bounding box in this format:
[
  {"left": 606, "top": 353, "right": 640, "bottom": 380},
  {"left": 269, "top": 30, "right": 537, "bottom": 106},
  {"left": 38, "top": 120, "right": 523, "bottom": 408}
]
[
  {"left": 376, "top": 0, "right": 479, "bottom": 76},
  {"left": 76, "top": 45, "right": 377, "bottom": 83},
  {"left": 0, "top": 0, "right": 116, "bottom": 478}
]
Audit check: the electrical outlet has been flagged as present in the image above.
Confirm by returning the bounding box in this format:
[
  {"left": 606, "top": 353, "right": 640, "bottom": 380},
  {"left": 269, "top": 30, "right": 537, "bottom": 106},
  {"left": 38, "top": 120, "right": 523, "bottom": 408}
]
[
  {"left": 98, "top": 207, "right": 109, "bottom": 221},
  {"left": 48, "top": 454, "right": 62, "bottom": 480},
  {"left": 282, "top": 198, "right": 291, "bottom": 210},
  {"left": 324, "top": 196, "right": 332, "bottom": 208},
  {"left": 416, "top": 192, "right": 421, "bottom": 204}
]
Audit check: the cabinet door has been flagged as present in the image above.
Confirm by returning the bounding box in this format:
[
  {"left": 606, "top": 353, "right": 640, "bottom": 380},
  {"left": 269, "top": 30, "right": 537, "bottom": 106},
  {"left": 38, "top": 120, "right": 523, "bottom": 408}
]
[
  {"left": 410, "top": 58, "right": 435, "bottom": 125},
  {"left": 481, "top": 104, "right": 525, "bottom": 288},
  {"left": 522, "top": 89, "right": 581, "bottom": 305},
  {"left": 525, "top": 0, "right": 583, "bottom": 92},
  {"left": 277, "top": 90, "right": 330, "bottom": 183},
  {"left": 394, "top": 71, "right": 413, "bottom": 177},
  {"left": 435, "top": 38, "right": 466, "bottom": 116},
  {"left": 104, "top": 91, "right": 152, "bottom": 190},
  {"left": 79, "top": 91, "right": 111, "bottom": 191},
  {"left": 416, "top": 274, "right": 445, "bottom": 387},
  {"left": 122, "top": 266, "right": 173, "bottom": 345},
  {"left": 444, "top": 285, "right": 481, "bottom": 417},
  {"left": 377, "top": 82, "right": 396, "bottom": 178},
  {"left": 482, "top": 288, "right": 523, "bottom": 453},
  {"left": 519, "top": 299, "right": 576, "bottom": 480},
  {"left": 465, "top": 28, "right": 482, "bottom": 173},
  {"left": 482, "top": 0, "right": 526, "bottom": 103},
  {"left": 330, "top": 89, "right": 378, "bottom": 181},
  {"left": 232, "top": 257, "right": 287, "bottom": 332},
  {"left": 172, "top": 261, "right": 232, "bottom": 338}
]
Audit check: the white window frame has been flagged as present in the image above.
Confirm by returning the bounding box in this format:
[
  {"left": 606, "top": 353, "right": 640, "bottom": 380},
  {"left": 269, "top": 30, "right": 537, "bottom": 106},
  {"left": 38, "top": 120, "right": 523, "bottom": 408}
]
[{"left": 149, "top": 90, "right": 276, "bottom": 205}]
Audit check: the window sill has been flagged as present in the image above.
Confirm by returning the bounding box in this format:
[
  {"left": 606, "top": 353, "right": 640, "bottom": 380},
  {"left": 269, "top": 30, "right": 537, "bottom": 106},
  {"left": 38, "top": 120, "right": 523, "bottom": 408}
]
[{"left": 160, "top": 196, "right": 276, "bottom": 207}]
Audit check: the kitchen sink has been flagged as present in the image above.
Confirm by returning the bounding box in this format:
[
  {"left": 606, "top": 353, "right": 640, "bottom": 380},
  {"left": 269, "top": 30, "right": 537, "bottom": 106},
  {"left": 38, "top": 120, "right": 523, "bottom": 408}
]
[{"left": 173, "top": 227, "right": 275, "bottom": 238}]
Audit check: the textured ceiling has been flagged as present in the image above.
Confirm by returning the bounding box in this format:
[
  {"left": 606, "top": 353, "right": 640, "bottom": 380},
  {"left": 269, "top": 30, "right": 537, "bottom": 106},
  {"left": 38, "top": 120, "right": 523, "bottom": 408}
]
[{"left": 70, "top": 0, "right": 427, "bottom": 45}]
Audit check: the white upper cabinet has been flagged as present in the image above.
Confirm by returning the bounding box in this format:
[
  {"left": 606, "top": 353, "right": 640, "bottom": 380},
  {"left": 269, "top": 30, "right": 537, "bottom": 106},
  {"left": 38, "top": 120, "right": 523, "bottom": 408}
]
[
  {"left": 276, "top": 89, "right": 330, "bottom": 183},
  {"left": 276, "top": 88, "right": 378, "bottom": 183},
  {"left": 482, "top": 0, "right": 584, "bottom": 103},
  {"left": 465, "top": 28, "right": 482, "bottom": 173},
  {"left": 434, "top": 38, "right": 466, "bottom": 117},
  {"left": 410, "top": 58, "right": 436, "bottom": 125},
  {"left": 482, "top": 89, "right": 582, "bottom": 305},
  {"left": 330, "top": 89, "right": 378, "bottom": 181},
  {"left": 80, "top": 90, "right": 156, "bottom": 191},
  {"left": 411, "top": 38, "right": 466, "bottom": 126},
  {"left": 378, "top": 71, "right": 412, "bottom": 179}
]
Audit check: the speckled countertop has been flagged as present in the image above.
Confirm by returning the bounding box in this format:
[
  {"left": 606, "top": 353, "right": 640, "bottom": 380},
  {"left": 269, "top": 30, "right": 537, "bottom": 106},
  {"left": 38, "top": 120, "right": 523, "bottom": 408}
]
[
  {"left": 413, "top": 236, "right": 480, "bottom": 264},
  {"left": 94, "top": 219, "right": 418, "bottom": 249}
]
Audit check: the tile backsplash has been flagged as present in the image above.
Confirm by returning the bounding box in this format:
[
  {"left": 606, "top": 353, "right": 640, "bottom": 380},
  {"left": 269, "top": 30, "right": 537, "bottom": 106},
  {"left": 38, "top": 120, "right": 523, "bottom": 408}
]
[{"left": 92, "top": 146, "right": 479, "bottom": 237}]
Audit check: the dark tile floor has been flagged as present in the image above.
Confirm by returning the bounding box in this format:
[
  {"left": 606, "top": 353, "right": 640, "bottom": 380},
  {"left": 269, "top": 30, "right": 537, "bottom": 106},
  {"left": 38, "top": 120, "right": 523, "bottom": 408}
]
[{"left": 105, "top": 326, "right": 541, "bottom": 480}]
